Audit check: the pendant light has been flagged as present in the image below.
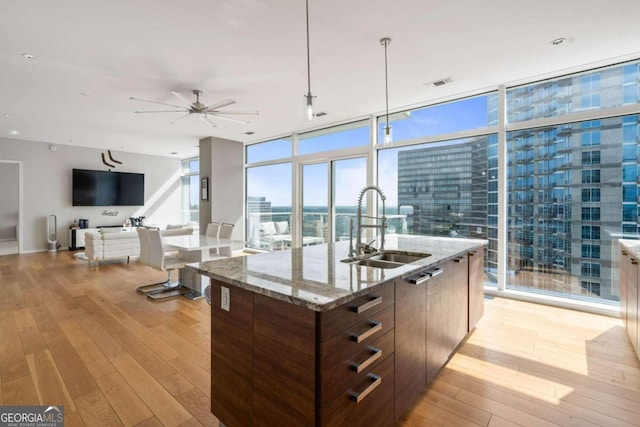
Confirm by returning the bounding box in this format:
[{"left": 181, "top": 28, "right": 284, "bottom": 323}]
[
  {"left": 380, "top": 37, "right": 392, "bottom": 145},
  {"left": 304, "top": 0, "right": 315, "bottom": 121}
]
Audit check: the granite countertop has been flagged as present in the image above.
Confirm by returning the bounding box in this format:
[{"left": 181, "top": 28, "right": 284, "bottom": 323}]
[
  {"left": 187, "top": 235, "right": 487, "bottom": 312},
  {"left": 620, "top": 239, "right": 640, "bottom": 258}
]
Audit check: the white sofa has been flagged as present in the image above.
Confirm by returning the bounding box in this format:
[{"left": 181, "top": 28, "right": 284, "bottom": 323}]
[{"left": 85, "top": 226, "right": 194, "bottom": 266}]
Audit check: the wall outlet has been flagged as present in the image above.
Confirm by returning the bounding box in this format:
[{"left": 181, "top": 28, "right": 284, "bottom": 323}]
[{"left": 221, "top": 286, "right": 230, "bottom": 312}]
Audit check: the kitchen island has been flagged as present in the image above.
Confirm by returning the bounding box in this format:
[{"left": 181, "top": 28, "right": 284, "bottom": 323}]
[{"left": 187, "top": 234, "right": 487, "bottom": 426}]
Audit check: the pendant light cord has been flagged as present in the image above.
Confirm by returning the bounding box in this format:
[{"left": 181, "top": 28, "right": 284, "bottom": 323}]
[
  {"left": 306, "top": 0, "right": 311, "bottom": 96},
  {"left": 380, "top": 37, "right": 391, "bottom": 133},
  {"left": 382, "top": 38, "right": 390, "bottom": 129}
]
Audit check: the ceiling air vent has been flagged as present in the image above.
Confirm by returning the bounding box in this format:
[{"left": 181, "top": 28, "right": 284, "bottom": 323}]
[
  {"left": 431, "top": 77, "right": 453, "bottom": 87},
  {"left": 315, "top": 112, "right": 327, "bottom": 117}
]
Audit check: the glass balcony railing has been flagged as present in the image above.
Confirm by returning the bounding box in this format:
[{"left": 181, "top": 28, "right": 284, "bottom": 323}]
[{"left": 246, "top": 210, "right": 408, "bottom": 251}]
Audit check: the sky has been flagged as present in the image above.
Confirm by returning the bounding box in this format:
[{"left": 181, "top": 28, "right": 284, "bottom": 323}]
[{"left": 245, "top": 95, "right": 490, "bottom": 208}]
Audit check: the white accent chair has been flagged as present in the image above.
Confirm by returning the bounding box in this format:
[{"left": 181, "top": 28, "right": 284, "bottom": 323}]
[
  {"left": 145, "top": 228, "right": 192, "bottom": 300},
  {"left": 85, "top": 230, "right": 140, "bottom": 266}
]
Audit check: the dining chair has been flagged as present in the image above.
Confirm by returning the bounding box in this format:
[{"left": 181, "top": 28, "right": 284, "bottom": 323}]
[
  {"left": 218, "top": 222, "right": 235, "bottom": 257},
  {"left": 136, "top": 227, "right": 171, "bottom": 294},
  {"left": 206, "top": 222, "right": 221, "bottom": 238},
  {"left": 145, "top": 228, "right": 192, "bottom": 300}
]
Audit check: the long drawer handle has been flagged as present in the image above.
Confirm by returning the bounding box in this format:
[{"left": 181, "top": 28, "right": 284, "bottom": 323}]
[
  {"left": 631, "top": 259, "right": 638, "bottom": 265},
  {"left": 351, "top": 321, "right": 382, "bottom": 343},
  {"left": 351, "top": 347, "right": 382, "bottom": 373},
  {"left": 429, "top": 267, "right": 443, "bottom": 277},
  {"left": 349, "top": 374, "right": 381, "bottom": 403},
  {"left": 469, "top": 250, "right": 477, "bottom": 256},
  {"left": 453, "top": 256, "right": 465, "bottom": 263},
  {"left": 408, "top": 273, "right": 430, "bottom": 285},
  {"left": 352, "top": 296, "right": 382, "bottom": 314}
]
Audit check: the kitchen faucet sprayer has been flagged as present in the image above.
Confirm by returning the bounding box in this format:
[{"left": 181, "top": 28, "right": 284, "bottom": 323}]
[{"left": 351, "top": 185, "right": 387, "bottom": 257}]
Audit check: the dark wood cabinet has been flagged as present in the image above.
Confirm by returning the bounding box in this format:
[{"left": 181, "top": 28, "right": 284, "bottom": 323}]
[
  {"left": 394, "top": 275, "right": 426, "bottom": 418},
  {"left": 209, "top": 247, "right": 486, "bottom": 426},
  {"left": 319, "top": 282, "right": 395, "bottom": 426},
  {"left": 621, "top": 250, "right": 629, "bottom": 326},
  {"left": 209, "top": 280, "right": 254, "bottom": 427},
  {"left": 253, "top": 293, "right": 316, "bottom": 426},
  {"left": 322, "top": 354, "right": 395, "bottom": 427},
  {"left": 620, "top": 248, "right": 640, "bottom": 361},
  {"left": 468, "top": 247, "right": 485, "bottom": 331},
  {"left": 425, "top": 256, "right": 468, "bottom": 384},
  {"left": 394, "top": 252, "right": 473, "bottom": 415}
]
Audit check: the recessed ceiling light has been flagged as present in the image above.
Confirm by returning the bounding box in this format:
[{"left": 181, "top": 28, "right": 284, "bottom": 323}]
[
  {"left": 9, "top": 130, "right": 19, "bottom": 135},
  {"left": 551, "top": 37, "right": 566, "bottom": 46},
  {"left": 21, "top": 53, "right": 35, "bottom": 60},
  {"left": 3, "top": 114, "right": 10, "bottom": 118},
  {"left": 170, "top": 151, "right": 178, "bottom": 155}
]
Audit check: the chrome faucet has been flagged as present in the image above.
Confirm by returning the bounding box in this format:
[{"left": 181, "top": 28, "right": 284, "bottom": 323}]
[{"left": 350, "top": 185, "right": 387, "bottom": 257}]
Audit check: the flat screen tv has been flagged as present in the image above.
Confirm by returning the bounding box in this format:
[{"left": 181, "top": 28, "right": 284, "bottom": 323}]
[{"left": 72, "top": 169, "right": 145, "bottom": 206}]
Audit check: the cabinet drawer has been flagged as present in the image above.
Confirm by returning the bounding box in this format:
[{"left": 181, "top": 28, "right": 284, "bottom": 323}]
[
  {"left": 320, "top": 282, "right": 394, "bottom": 341},
  {"left": 321, "top": 328, "right": 394, "bottom": 405},
  {"left": 322, "top": 354, "right": 395, "bottom": 427},
  {"left": 321, "top": 305, "right": 394, "bottom": 370}
]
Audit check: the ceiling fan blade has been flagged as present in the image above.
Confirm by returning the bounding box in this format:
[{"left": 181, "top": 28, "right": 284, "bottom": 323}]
[
  {"left": 170, "top": 90, "right": 192, "bottom": 106},
  {"left": 169, "top": 113, "right": 191, "bottom": 125},
  {"left": 129, "top": 97, "right": 185, "bottom": 109},
  {"left": 209, "top": 114, "right": 249, "bottom": 125},
  {"left": 207, "top": 109, "right": 259, "bottom": 116},
  {"left": 134, "top": 109, "right": 188, "bottom": 113},
  {"left": 201, "top": 115, "right": 217, "bottom": 127},
  {"left": 204, "top": 99, "right": 236, "bottom": 110}
]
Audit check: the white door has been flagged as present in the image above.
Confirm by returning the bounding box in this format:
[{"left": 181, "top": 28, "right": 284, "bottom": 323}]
[{"left": 299, "top": 156, "right": 367, "bottom": 246}]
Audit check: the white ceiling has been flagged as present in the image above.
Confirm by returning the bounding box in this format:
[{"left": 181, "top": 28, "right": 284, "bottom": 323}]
[{"left": 2, "top": 0, "right": 640, "bottom": 159}]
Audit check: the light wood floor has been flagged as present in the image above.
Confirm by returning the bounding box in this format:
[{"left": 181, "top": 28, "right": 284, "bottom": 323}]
[{"left": 1, "top": 252, "right": 639, "bottom": 426}]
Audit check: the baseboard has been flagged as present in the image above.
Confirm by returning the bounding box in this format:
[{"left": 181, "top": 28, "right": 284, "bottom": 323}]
[{"left": 17, "top": 249, "right": 49, "bottom": 254}]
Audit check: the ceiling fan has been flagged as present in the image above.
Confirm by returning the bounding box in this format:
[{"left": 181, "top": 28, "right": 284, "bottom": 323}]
[{"left": 130, "top": 89, "right": 258, "bottom": 127}]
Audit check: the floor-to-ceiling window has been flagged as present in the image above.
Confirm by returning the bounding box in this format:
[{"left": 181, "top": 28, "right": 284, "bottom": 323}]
[
  {"left": 376, "top": 94, "right": 498, "bottom": 284},
  {"left": 245, "top": 138, "right": 293, "bottom": 250},
  {"left": 246, "top": 121, "right": 370, "bottom": 250},
  {"left": 180, "top": 157, "right": 200, "bottom": 223},
  {"left": 504, "top": 61, "right": 640, "bottom": 304},
  {"left": 244, "top": 58, "right": 640, "bottom": 309}
]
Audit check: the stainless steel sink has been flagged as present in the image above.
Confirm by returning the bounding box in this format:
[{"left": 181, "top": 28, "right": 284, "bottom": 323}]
[
  {"left": 349, "top": 258, "right": 404, "bottom": 269},
  {"left": 342, "top": 250, "right": 431, "bottom": 269},
  {"left": 368, "top": 251, "right": 430, "bottom": 264}
]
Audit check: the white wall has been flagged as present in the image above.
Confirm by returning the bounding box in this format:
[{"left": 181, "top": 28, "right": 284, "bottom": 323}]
[
  {"left": 199, "top": 136, "right": 244, "bottom": 241},
  {"left": 0, "top": 162, "right": 19, "bottom": 240},
  {"left": 0, "top": 138, "right": 183, "bottom": 252}
]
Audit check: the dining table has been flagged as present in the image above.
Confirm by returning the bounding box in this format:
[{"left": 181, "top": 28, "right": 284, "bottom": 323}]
[{"left": 163, "top": 234, "right": 245, "bottom": 300}]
